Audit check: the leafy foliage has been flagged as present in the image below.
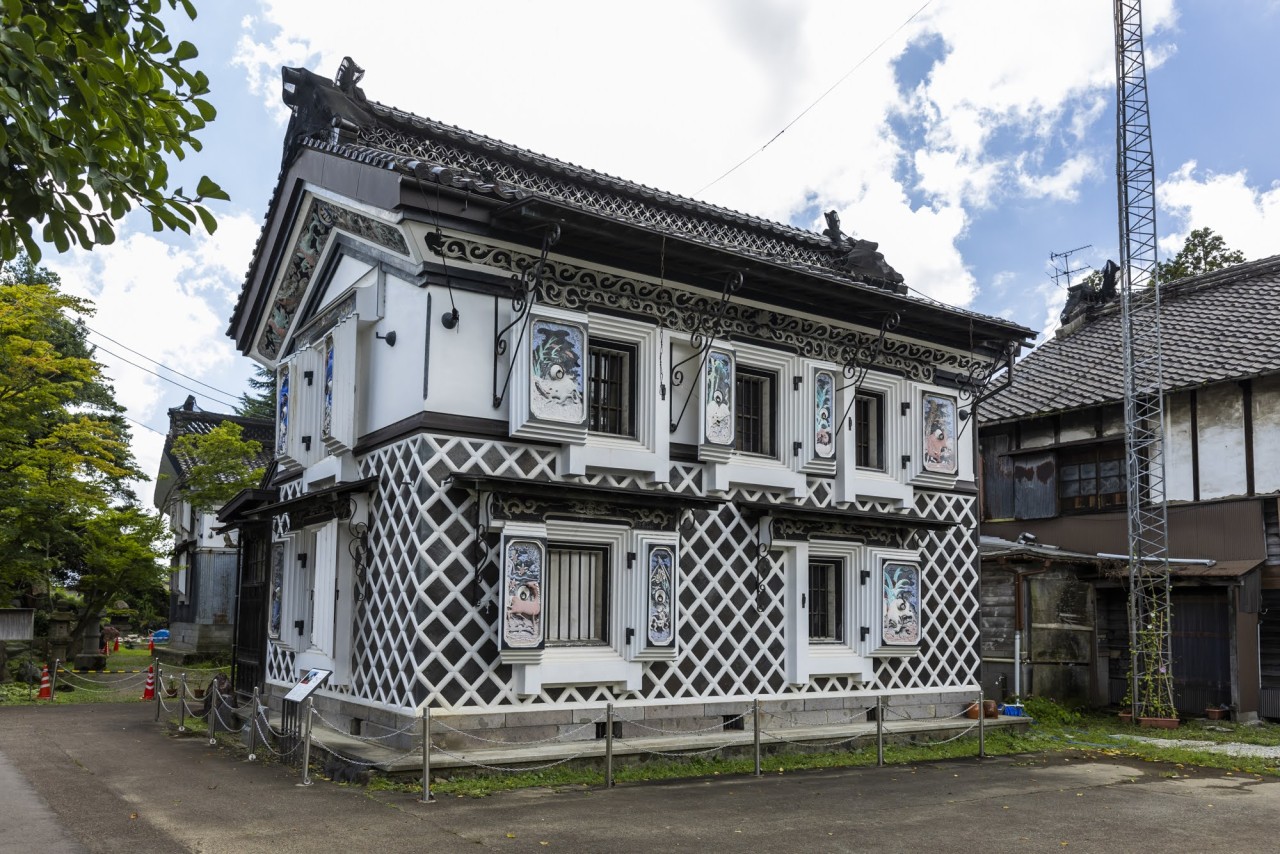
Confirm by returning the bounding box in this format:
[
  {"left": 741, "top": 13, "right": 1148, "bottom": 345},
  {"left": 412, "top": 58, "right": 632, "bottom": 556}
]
[
  {"left": 169, "top": 420, "right": 265, "bottom": 511},
  {"left": 0, "top": 256, "right": 166, "bottom": 652},
  {"left": 235, "top": 364, "right": 277, "bottom": 421},
  {"left": 1157, "top": 227, "right": 1246, "bottom": 283},
  {"left": 0, "top": 0, "right": 228, "bottom": 261}
]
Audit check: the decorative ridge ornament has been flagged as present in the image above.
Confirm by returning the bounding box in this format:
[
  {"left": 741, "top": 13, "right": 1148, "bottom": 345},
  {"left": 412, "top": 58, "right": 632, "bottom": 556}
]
[{"left": 822, "top": 210, "right": 905, "bottom": 287}]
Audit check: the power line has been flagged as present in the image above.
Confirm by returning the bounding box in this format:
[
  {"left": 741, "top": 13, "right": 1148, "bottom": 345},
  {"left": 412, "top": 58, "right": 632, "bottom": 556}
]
[
  {"left": 120, "top": 412, "right": 168, "bottom": 438},
  {"left": 695, "top": 0, "right": 934, "bottom": 195},
  {"left": 86, "top": 325, "right": 242, "bottom": 401},
  {"left": 91, "top": 342, "right": 242, "bottom": 410}
]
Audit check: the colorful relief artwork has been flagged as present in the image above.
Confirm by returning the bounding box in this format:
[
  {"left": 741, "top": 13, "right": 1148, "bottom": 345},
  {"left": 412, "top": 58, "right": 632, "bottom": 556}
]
[
  {"left": 503, "top": 540, "right": 544, "bottom": 649},
  {"left": 276, "top": 365, "right": 290, "bottom": 455},
  {"left": 268, "top": 543, "right": 285, "bottom": 639},
  {"left": 647, "top": 546, "right": 676, "bottom": 647},
  {"left": 814, "top": 370, "right": 836, "bottom": 458},
  {"left": 322, "top": 335, "right": 335, "bottom": 438},
  {"left": 704, "top": 350, "right": 733, "bottom": 445},
  {"left": 922, "top": 393, "right": 958, "bottom": 475},
  {"left": 529, "top": 320, "right": 586, "bottom": 423},
  {"left": 882, "top": 563, "right": 921, "bottom": 646},
  {"left": 257, "top": 200, "right": 410, "bottom": 360}
]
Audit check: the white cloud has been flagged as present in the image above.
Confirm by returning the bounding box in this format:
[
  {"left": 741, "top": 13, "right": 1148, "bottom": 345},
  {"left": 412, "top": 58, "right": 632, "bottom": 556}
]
[
  {"left": 1157, "top": 161, "right": 1280, "bottom": 261},
  {"left": 46, "top": 212, "right": 264, "bottom": 499}
]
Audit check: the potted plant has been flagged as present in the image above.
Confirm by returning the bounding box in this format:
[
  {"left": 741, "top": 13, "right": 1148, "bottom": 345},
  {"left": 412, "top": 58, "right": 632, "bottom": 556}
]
[
  {"left": 164, "top": 679, "right": 178, "bottom": 698},
  {"left": 1205, "top": 705, "right": 1229, "bottom": 721}
]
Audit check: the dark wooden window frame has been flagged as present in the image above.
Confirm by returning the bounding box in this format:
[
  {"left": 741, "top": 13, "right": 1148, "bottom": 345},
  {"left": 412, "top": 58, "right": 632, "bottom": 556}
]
[
  {"left": 588, "top": 338, "right": 637, "bottom": 437},
  {"left": 735, "top": 366, "right": 776, "bottom": 456},
  {"left": 1057, "top": 442, "right": 1126, "bottom": 512},
  {"left": 808, "top": 557, "right": 845, "bottom": 643},
  {"left": 855, "top": 390, "right": 885, "bottom": 470}
]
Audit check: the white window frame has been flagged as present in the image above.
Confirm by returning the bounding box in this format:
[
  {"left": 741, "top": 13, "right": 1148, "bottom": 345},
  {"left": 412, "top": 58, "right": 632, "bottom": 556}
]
[
  {"left": 835, "top": 369, "right": 913, "bottom": 504},
  {"left": 561, "top": 313, "right": 669, "bottom": 483},
  {"left": 780, "top": 537, "right": 871, "bottom": 684},
  {"left": 701, "top": 341, "right": 808, "bottom": 497}
]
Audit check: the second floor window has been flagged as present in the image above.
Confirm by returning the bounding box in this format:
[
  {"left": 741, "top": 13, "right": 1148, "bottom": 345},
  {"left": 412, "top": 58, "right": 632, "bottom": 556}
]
[
  {"left": 588, "top": 339, "right": 635, "bottom": 437},
  {"left": 855, "top": 391, "right": 884, "bottom": 469},
  {"left": 735, "top": 367, "right": 776, "bottom": 456},
  {"left": 1058, "top": 443, "right": 1126, "bottom": 511}
]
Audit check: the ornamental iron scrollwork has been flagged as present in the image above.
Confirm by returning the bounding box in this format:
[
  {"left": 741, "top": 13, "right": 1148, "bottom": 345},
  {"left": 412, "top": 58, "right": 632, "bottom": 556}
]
[
  {"left": 754, "top": 515, "right": 772, "bottom": 613},
  {"left": 668, "top": 270, "right": 744, "bottom": 434},
  {"left": 345, "top": 496, "right": 369, "bottom": 602},
  {"left": 953, "top": 339, "right": 1018, "bottom": 441},
  {"left": 477, "top": 223, "right": 561, "bottom": 410},
  {"left": 834, "top": 310, "right": 900, "bottom": 440},
  {"left": 433, "top": 235, "right": 971, "bottom": 383}
]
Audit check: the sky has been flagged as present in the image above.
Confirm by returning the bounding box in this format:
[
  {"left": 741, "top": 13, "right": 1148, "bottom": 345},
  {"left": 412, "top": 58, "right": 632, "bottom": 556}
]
[{"left": 38, "top": 0, "right": 1280, "bottom": 505}]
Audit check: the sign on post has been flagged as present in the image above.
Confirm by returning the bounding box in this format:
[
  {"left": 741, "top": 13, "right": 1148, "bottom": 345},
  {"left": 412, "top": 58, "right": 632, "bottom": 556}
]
[{"left": 284, "top": 668, "right": 332, "bottom": 703}]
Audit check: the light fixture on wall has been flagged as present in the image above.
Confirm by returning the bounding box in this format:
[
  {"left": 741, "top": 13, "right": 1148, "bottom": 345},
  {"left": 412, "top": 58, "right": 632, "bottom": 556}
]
[
  {"left": 441, "top": 307, "right": 460, "bottom": 329},
  {"left": 376, "top": 330, "right": 397, "bottom": 347}
]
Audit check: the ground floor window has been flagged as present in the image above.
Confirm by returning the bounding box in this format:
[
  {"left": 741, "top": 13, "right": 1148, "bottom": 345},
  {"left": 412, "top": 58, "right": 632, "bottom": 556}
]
[
  {"left": 546, "top": 544, "right": 609, "bottom": 645},
  {"left": 808, "top": 558, "right": 844, "bottom": 642}
]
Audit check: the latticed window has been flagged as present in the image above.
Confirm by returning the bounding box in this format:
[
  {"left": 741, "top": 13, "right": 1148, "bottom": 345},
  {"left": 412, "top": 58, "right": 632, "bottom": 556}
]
[
  {"left": 855, "top": 392, "right": 884, "bottom": 469},
  {"left": 546, "top": 545, "right": 610, "bottom": 645},
  {"left": 588, "top": 339, "right": 635, "bottom": 437},
  {"left": 1058, "top": 443, "right": 1126, "bottom": 511},
  {"left": 808, "top": 558, "right": 844, "bottom": 642},
  {"left": 735, "top": 368, "right": 775, "bottom": 456}
]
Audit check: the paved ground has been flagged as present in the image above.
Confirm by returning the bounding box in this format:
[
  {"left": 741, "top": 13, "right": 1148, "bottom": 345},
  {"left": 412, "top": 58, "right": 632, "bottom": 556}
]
[{"left": 1, "top": 702, "right": 1276, "bottom": 853}]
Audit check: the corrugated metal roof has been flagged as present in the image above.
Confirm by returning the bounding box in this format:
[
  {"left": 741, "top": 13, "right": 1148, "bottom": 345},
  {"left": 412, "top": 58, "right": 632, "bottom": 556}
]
[{"left": 981, "top": 255, "right": 1280, "bottom": 424}]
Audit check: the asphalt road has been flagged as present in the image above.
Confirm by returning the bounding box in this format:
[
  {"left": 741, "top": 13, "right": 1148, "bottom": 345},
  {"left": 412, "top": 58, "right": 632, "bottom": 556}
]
[{"left": 0, "top": 702, "right": 1273, "bottom": 853}]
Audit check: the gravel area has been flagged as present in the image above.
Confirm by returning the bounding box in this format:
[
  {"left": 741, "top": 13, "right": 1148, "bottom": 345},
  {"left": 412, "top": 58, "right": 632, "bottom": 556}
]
[{"left": 1112, "top": 734, "right": 1280, "bottom": 759}]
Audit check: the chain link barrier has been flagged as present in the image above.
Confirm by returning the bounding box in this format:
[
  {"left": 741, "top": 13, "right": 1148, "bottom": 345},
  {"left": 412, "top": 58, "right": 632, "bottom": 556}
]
[
  {"left": 429, "top": 744, "right": 590, "bottom": 773},
  {"left": 430, "top": 712, "right": 608, "bottom": 746}
]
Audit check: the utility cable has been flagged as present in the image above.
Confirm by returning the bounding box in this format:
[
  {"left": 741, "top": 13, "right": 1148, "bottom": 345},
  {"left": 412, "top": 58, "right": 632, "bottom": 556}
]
[
  {"left": 695, "top": 0, "right": 934, "bottom": 195},
  {"left": 86, "top": 326, "right": 242, "bottom": 401},
  {"left": 90, "top": 343, "right": 242, "bottom": 410}
]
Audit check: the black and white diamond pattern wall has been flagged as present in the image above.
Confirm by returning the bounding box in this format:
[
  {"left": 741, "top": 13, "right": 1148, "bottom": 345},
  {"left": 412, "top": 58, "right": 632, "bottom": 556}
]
[{"left": 264, "top": 433, "right": 979, "bottom": 712}]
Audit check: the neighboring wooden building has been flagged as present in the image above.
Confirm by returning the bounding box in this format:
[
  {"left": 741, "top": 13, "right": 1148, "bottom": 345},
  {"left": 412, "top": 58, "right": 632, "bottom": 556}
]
[
  {"left": 153, "top": 397, "right": 273, "bottom": 662},
  {"left": 221, "top": 59, "right": 1032, "bottom": 740},
  {"left": 979, "top": 255, "right": 1280, "bottom": 718}
]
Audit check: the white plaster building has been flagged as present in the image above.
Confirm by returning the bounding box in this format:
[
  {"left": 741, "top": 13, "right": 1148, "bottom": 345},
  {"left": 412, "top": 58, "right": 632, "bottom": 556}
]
[{"left": 222, "top": 59, "right": 1032, "bottom": 741}]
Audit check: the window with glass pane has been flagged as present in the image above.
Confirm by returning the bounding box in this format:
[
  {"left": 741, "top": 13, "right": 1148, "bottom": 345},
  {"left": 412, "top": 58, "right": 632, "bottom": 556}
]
[
  {"left": 588, "top": 340, "right": 635, "bottom": 437},
  {"left": 1058, "top": 443, "right": 1126, "bottom": 511},
  {"left": 855, "top": 392, "right": 884, "bottom": 469},
  {"left": 735, "top": 368, "right": 775, "bottom": 455},
  {"left": 809, "top": 558, "right": 844, "bottom": 642},
  {"left": 546, "top": 545, "right": 609, "bottom": 645}
]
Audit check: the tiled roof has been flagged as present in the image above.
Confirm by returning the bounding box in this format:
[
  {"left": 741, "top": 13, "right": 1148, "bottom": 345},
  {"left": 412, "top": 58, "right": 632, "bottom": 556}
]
[
  {"left": 232, "top": 63, "right": 1031, "bottom": 346},
  {"left": 980, "top": 254, "right": 1280, "bottom": 425},
  {"left": 162, "top": 403, "right": 275, "bottom": 482}
]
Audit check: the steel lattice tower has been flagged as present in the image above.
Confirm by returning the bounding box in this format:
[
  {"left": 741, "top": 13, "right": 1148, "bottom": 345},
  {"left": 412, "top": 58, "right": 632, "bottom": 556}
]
[{"left": 1114, "top": 0, "right": 1175, "bottom": 718}]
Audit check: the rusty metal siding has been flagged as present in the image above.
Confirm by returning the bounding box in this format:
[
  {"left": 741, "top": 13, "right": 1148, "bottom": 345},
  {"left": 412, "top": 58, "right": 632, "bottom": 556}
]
[
  {"left": 1171, "top": 592, "right": 1231, "bottom": 713},
  {"left": 981, "top": 432, "right": 1015, "bottom": 520},
  {"left": 1013, "top": 451, "right": 1056, "bottom": 520},
  {"left": 1262, "top": 591, "right": 1280, "bottom": 718}
]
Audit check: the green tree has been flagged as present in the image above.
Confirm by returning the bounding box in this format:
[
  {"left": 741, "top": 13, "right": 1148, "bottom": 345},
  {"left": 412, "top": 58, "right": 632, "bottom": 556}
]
[
  {"left": 0, "top": 0, "right": 228, "bottom": 262},
  {"left": 1157, "top": 227, "right": 1246, "bottom": 283},
  {"left": 235, "top": 364, "right": 277, "bottom": 421},
  {"left": 169, "top": 420, "right": 265, "bottom": 511},
  {"left": 0, "top": 256, "right": 163, "bottom": 664}
]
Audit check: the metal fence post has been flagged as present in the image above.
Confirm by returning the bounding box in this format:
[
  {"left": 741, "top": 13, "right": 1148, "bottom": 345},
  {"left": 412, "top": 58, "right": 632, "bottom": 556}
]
[
  {"left": 208, "top": 683, "right": 218, "bottom": 746},
  {"left": 753, "top": 699, "right": 762, "bottom": 777},
  {"left": 247, "top": 687, "right": 259, "bottom": 761},
  {"left": 153, "top": 661, "right": 162, "bottom": 721},
  {"left": 49, "top": 658, "right": 60, "bottom": 699},
  {"left": 605, "top": 703, "right": 615, "bottom": 788},
  {"left": 419, "top": 707, "right": 434, "bottom": 804},
  {"left": 978, "top": 690, "right": 986, "bottom": 758},
  {"left": 177, "top": 673, "right": 187, "bottom": 732},
  {"left": 299, "top": 697, "right": 314, "bottom": 786},
  {"left": 876, "top": 695, "right": 885, "bottom": 767}
]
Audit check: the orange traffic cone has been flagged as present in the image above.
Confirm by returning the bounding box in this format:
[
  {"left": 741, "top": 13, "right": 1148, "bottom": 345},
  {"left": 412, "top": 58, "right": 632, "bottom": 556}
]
[
  {"left": 140, "top": 664, "right": 155, "bottom": 701},
  {"left": 113, "top": 637, "right": 120, "bottom": 652},
  {"left": 148, "top": 635, "right": 155, "bottom": 653},
  {"left": 37, "top": 665, "right": 52, "bottom": 700}
]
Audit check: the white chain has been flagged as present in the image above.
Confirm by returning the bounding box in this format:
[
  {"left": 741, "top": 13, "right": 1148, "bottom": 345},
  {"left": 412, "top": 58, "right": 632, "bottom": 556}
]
[
  {"left": 626, "top": 710, "right": 749, "bottom": 736},
  {"left": 309, "top": 734, "right": 421, "bottom": 768},
  {"left": 760, "top": 728, "right": 872, "bottom": 749},
  {"left": 311, "top": 708, "right": 422, "bottom": 742},
  {"left": 614, "top": 738, "right": 735, "bottom": 758},
  {"left": 881, "top": 720, "right": 978, "bottom": 745}
]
